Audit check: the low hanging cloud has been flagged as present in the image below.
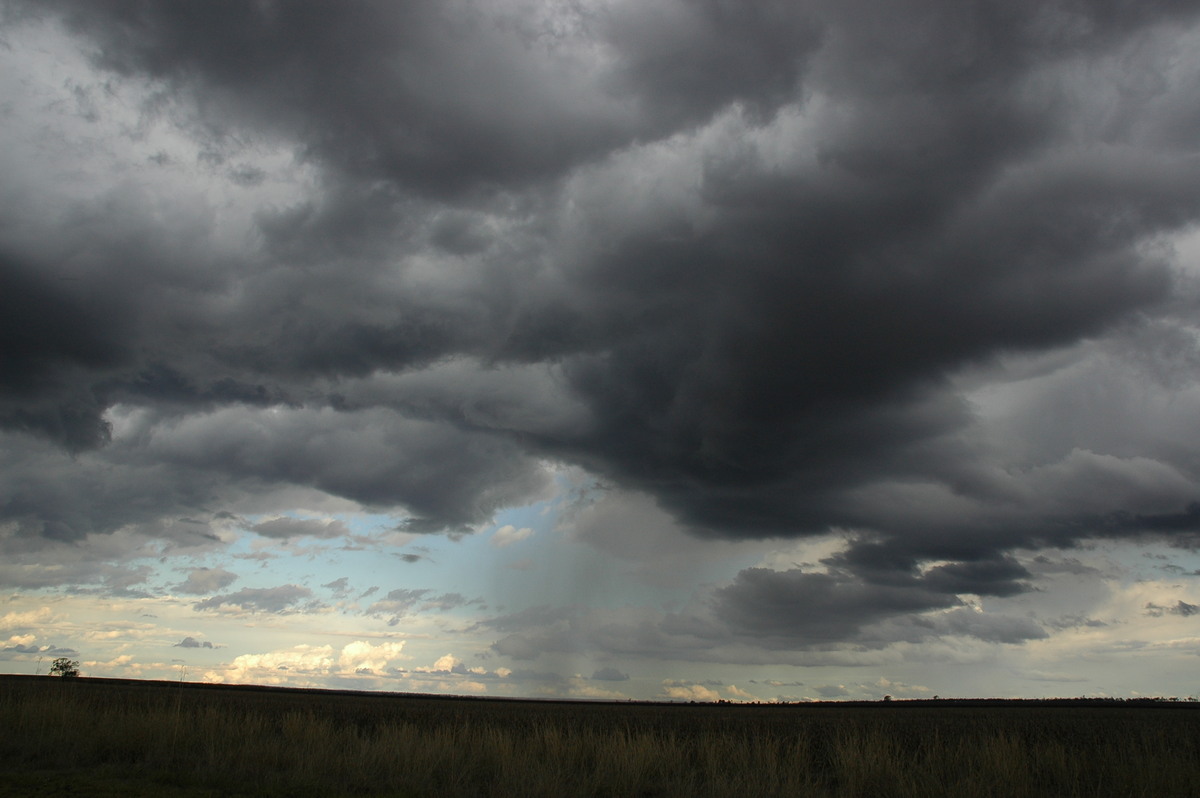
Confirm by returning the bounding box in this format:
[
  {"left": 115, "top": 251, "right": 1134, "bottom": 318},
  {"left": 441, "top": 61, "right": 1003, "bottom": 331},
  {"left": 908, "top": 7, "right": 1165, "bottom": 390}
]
[
  {"left": 1, "top": 634, "right": 75, "bottom": 658},
  {"left": 173, "top": 636, "right": 215, "bottom": 649},
  {"left": 475, "top": 549, "right": 1049, "bottom": 666},
  {"left": 1144, "top": 600, "right": 1200, "bottom": 618},
  {"left": 322, "top": 577, "right": 351, "bottom": 598},
  {"left": 420, "top": 593, "right": 480, "bottom": 612},
  {"left": 590, "top": 666, "right": 630, "bottom": 682},
  {"left": 366, "top": 588, "right": 432, "bottom": 625},
  {"left": 711, "top": 568, "right": 961, "bottom": 643},
  {"left": 815, "top": 684, "right": 850, "bottom": 699},
  {"left": 250, "top": 517, "right": 351, "bottom": 540},
  {"left": 174, "top": 567, "right": 238, "bottom": 596},
  {"left": 194, "top": 585, "right": 316, "bottom": 615},
  {"left": 707, "top": 548, "right": 1041, "bottom": 647}
]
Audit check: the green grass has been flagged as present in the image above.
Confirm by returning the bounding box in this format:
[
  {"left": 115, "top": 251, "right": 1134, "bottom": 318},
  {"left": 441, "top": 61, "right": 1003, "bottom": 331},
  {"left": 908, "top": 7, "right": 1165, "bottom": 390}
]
[{"left": 2, "top": 675, "right": 1199, "bottom": 796}]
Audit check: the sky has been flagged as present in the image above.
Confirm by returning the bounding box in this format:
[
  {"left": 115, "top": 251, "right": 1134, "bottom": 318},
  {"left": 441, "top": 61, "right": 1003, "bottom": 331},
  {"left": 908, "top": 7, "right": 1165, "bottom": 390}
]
[{"left": 6, "top": 0, "right": 1200, "bottom": 703}]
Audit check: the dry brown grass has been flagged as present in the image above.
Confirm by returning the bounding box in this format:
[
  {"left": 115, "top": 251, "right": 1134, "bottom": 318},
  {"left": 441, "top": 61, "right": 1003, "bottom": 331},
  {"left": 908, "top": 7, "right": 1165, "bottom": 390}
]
[{"left": 2, "top": 675, "right": 1199, "bottom": 797}]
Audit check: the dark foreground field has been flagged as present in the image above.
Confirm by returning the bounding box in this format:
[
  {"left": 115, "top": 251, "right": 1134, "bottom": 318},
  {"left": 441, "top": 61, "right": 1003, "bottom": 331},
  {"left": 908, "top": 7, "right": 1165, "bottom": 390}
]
[{"left": 2, "top": 675, "right": 1199, "bottom": 797}]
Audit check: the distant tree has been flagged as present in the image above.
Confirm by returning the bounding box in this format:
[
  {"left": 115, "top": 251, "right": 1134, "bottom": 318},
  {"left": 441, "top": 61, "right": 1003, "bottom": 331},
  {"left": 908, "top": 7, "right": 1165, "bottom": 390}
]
[{"left": 49, "top": 657, "right": 80, "bottom": 678}]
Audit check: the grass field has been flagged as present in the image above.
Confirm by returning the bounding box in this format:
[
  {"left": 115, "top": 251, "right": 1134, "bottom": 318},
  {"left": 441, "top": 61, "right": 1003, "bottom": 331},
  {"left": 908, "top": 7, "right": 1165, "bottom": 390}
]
[{"left": 2, "top": 675, "right": 1199, "bottom": 797}]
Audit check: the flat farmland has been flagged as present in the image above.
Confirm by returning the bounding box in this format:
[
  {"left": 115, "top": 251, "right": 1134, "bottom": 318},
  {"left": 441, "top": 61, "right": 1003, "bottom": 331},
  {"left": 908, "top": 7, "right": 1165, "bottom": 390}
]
[{"left": 2, "top": 674, "right": 1198, "bottom": 797}]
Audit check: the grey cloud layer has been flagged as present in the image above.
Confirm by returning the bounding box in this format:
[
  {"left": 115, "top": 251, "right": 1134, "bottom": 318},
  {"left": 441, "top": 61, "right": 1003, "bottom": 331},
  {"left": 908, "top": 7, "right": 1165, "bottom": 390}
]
[
  {"left": 30, "top": 0, "right": 817, "bottom": 195},
  {"left": 193, "top": 585, "right": 316, "bottom": 614},
  {"left": 5, "top": 1, "right": 1200, "bottom": 649}
]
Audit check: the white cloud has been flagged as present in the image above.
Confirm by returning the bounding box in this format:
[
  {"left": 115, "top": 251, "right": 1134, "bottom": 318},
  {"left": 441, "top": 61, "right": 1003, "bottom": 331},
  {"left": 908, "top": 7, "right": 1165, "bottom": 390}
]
[
  {"left": 490, "top": 525, "right": 534, "bottom": 547},
  {"left": 660, "top": 681, "right": 721, "bottom": 702},
  {"left": 0, "top": 606, "right": 55, "bottom": 630},
  {"left": 208, "top": 640, "right": 409, "bottom": 684},
  {"left": 338, "top": 640, "right": 408, "bottom": 673},
  {"left": 211, "top": 645, "right": 335, "bottom": 683},
  {"left": 414, "top": 653, "right": 469, "bottom": 675}
]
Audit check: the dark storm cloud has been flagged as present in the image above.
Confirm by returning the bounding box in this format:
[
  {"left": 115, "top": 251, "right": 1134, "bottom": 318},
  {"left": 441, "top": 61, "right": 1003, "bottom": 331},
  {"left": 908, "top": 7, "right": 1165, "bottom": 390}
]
[
  {"left": 477, "top": 576, "right": 1048, "bottom": 665},
  {"left": 602, "top": 0, "right": 818, "bottom": 124},
  {"left": 15, "top": 0, "right": 820, "bottom": 197},
  {"left": 541, "top": 139, "right": 1199, "bottom": 549},
  {"left": 36, "top": 406, "right": 552, "bottom": 537},
  {"left": 251, "top": 517, "right": 350, "bottom": 540},
  {"left": 822, "top": 543, "right": 1033, "bottom": 597},
  {"left": 713, "top": 568, "right": 956, "bottom": 642},
  {"left": 706, "top": 557, "right": 1042, "bottom": 648},
  {"left": 691, "top": 547, "right": 1041, "bottom": 649},
  {"left": 921, "top": 559, "right": 1032, "bottom": 597},
  {"left": 0, "top": 432, "right": 233, "bottom": 545},
  {"left": 0, "top": 536, "right": 165, "bottom": 592},
  {"left": 507, "top": 1, "right": 1200, "bottom": 561},
  {"left": 4, "top": 0, "right": 1200, "bottom": 632},
  {"left": 0, "top": 251, "right": 125, "bottom": 451},
  {"left": 929, "top": 609, "right": 1047, "bottom": 644}
]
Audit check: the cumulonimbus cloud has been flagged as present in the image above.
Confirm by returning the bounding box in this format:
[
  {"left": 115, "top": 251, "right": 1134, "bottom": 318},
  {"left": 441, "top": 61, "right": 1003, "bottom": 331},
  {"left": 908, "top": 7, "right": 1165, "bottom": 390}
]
[{"left": 3, "top": 1, "right": 1200, "bottom": 656}]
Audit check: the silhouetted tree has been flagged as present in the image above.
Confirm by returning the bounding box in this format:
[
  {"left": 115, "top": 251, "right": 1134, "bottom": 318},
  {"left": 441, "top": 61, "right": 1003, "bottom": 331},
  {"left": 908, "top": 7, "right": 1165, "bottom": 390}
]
[{"left": 49, "top": 657, "right": 80, "bottom": 678}]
